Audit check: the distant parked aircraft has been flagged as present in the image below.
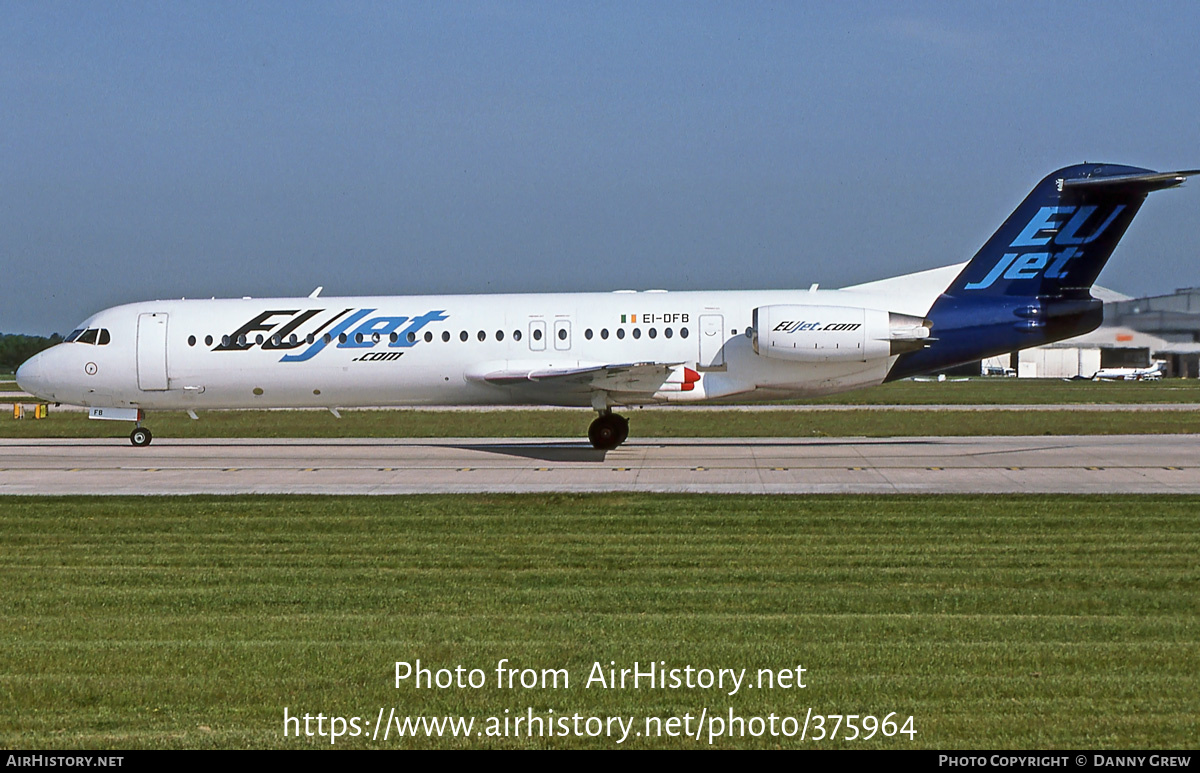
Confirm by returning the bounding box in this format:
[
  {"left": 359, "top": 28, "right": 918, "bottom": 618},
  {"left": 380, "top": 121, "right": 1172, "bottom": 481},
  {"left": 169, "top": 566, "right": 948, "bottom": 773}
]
[{"left": 1093, "top": 360, "right": 1166, "bottom": 381}]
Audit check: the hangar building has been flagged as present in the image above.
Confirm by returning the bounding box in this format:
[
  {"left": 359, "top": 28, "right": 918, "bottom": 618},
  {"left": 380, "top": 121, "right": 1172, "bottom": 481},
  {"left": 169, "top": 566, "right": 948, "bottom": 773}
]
[{"left": 976, "top": 287, "right": 1200, "bottom": 378}]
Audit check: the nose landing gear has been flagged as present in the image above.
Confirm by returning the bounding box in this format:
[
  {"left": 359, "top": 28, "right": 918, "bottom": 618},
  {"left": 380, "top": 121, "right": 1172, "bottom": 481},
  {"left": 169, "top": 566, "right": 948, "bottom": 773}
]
[
  {"left": 588, "top": 411, "right": 629, "bottom": 451},
  {"left": 130, "top": 426, "right": 153, "bottom": 447}
]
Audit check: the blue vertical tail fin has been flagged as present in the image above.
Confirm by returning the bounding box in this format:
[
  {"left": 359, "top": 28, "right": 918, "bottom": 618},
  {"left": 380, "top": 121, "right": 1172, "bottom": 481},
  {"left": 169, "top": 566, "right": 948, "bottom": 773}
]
[
  {"left": 888, "top": 164, "right": 1197, "bottom": 380},
  {"left": 948, "top": 164, "right": 1195, "bottom": 298}
]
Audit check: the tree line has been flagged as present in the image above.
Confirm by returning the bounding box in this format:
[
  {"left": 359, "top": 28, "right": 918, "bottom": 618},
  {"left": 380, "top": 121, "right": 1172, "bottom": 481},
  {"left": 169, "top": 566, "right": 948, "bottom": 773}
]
[{"left": 0, "top": 333, "right": 63, "bottom": 373}]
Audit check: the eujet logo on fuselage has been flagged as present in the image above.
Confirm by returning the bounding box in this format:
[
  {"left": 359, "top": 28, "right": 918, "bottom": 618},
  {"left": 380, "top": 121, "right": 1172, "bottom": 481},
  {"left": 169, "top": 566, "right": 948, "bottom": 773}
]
[
  {"left": 215, "top": 308, "right": 449, "bottom": 362},
  {"left": 773, "top": 321, "right": 862, "bottom": 333},
  {"left": 964, "top": 204, "right": 1125, "bottom": 290}
]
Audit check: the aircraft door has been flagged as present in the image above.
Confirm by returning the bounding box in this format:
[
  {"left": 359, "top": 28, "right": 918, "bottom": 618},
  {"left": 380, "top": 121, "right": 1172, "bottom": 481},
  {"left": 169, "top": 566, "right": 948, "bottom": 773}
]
[
  {"left": 529, "top": 320, "right": 546, "bottom": 351},
  {"left": 698, "top": 314, "right": 725, "bottom": 369},
  {"left": 554, "top": 319, "right": 571, "bottom": 351},
  {"left": 698, "top": 313, "right": 726, "bottom": 369},
  {"left": 136, "top": 312, "right": 170, "bottom": 390}
]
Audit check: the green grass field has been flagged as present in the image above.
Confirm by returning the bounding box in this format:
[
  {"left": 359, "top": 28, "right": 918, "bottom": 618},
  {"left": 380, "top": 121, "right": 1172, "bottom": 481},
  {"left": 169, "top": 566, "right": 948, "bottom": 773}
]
[
  {"left": 2, "top": 406, "right": 1200, "bottom": 440},
  {"left": 3, "top": 378, "right": 1199, "bottom": 441},
  {"left": 782, "top": 377, "right": 1200, "bottom": 405},
  {"left": 2, "top": 495, "right": 1196, "bottom": 749},
  {"left": 4, "top": 377, "right": 1200, "bottom": 441}
]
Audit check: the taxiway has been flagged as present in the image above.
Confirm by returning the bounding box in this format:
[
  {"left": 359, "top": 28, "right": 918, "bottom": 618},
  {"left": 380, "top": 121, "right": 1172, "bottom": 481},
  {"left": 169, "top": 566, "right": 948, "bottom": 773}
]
[{"left": 1, "top": 435, "right": 1196, "bottom": 494}]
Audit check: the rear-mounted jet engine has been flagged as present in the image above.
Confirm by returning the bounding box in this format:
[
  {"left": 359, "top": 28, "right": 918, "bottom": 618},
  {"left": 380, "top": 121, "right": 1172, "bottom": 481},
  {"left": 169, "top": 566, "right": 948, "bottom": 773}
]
[{"left": 752, "top": 305, "right": 931, "bottom": 362}]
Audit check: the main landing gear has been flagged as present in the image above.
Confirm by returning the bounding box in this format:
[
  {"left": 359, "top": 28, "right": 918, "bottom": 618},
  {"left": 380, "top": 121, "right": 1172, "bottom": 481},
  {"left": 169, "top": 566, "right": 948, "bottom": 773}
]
[
  {"left": 588, "top": 411, "right": 629, "bottom": 451},
  {"left": 130, "top": 426, "right": 153, "bottom": 447}
]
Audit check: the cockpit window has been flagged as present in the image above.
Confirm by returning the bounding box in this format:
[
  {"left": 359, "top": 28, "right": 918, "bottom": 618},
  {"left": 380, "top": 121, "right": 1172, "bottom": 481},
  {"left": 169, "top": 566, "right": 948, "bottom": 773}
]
[
  {"left": 66, "top": 329, "right": 84, "bottom": 342},
  {"left": 71, "top": 328, "right": 111, "bottom": 345}
]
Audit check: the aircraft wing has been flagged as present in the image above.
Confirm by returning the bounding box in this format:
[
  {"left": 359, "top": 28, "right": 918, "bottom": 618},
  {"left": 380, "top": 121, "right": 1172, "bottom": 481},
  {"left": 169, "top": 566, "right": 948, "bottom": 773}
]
[{"left": 468, "top": 361, "right": 699, "bottom": 399}]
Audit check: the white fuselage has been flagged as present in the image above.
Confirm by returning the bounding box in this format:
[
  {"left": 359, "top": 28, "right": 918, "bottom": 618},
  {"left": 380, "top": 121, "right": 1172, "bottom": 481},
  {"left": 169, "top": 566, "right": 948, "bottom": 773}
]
[{"left": 18, "top": 278, "right": 953, "bottom": 412}]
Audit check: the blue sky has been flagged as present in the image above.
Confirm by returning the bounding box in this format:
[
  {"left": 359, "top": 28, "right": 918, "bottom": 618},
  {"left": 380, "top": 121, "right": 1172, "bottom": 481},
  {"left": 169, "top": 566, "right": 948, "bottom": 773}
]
[{"left": 4, "top": 2, "right": 1199, "bottom": 334}]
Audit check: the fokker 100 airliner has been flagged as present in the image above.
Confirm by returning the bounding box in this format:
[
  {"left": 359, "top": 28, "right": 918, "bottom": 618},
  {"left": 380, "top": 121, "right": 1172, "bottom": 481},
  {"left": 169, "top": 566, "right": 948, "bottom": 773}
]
[{"left": 15, "top": 163, "right": 1197, "bottom": 449}]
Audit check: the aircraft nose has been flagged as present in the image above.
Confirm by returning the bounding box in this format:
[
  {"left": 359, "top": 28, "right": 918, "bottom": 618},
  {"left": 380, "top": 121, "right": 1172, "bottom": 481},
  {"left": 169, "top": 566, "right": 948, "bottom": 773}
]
[{"left": 15, "top": 353, "right": 48, "bottom": 400}]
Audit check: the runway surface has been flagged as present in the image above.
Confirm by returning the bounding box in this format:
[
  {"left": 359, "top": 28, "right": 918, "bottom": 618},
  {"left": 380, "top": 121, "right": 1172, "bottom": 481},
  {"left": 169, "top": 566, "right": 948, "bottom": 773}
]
[{"left": 1, "top": 435, "right": 1197, "bottom": 494}]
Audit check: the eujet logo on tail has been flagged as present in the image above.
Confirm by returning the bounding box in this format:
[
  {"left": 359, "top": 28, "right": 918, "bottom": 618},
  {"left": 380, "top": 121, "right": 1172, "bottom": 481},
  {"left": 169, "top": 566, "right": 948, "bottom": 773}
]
[
  {"left": 216, "top": 308, "right": 449, "bottom": 362},
  {"left": 964, "top": 204, "right": 1125, "bottom": 290}
]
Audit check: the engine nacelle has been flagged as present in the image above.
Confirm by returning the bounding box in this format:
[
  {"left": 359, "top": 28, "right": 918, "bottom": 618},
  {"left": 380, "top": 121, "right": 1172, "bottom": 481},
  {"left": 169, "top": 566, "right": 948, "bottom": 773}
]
[{"left": 752, "top": 305, "right": 930, "bottom": 362}]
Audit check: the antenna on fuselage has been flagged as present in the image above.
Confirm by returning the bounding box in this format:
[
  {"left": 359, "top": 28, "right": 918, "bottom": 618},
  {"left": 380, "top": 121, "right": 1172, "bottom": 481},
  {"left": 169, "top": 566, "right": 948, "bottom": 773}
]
[{"left": 309, "top": 286, "right": 323, "bottom": 298}]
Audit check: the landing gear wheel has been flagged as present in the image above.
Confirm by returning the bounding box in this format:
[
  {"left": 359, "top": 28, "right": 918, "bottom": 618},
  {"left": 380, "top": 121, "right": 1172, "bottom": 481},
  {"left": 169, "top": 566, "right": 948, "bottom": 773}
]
[
  {"left": 613, "top": 414, "right": 629, "bottom": 446},
  {"left": 588, "top": 413, "right": 628, "bottom": 450},
  {"left": 130, "top": 427, "right": 153, "bottom": 447}
]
